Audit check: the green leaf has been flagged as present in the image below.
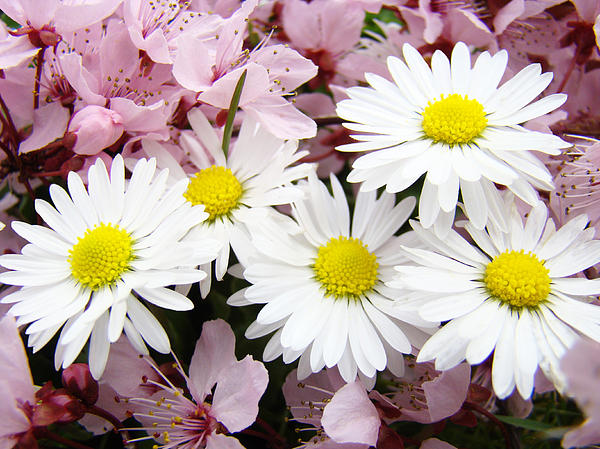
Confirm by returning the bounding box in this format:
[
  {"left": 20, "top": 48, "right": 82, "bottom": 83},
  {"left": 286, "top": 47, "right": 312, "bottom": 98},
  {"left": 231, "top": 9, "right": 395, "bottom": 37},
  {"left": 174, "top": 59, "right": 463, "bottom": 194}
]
[
  {"left": 222, "top": 69, "right": 247, "bottom": 158},
  {"left": 495, "top": 415, "right": 554, "bottom": 431},
  {"left": 1, "top": 12, "right": 20, "bottom": 29}
]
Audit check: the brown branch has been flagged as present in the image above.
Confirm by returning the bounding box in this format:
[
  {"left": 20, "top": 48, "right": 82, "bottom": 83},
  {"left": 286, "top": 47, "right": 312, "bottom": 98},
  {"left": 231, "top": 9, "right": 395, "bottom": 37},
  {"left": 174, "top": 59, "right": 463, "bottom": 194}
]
[
  {"left": 0, "top": 93, "right": 19, "bottom": 150},
  {"left": 33, "top": 48, "right": 46, "bottom": 110},
  {"left": 315, "top": 117, "right": 344, "bottom": 127}
]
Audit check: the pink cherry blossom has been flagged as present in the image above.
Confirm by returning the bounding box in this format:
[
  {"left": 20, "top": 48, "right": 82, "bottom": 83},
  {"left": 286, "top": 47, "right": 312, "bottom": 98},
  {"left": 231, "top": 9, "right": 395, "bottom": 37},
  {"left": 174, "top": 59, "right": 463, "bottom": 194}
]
[
  {"left": 561, "top": 339, "right": 600, "bottom": 448},
  {"left": 282, "top": 368, "right": 379, "bottom": 448},
  {"left": 0, "top": 22, "right": 38, "bottom": 70},
  {"left": 0, "top": 0, "right": 122, "bottom": 46},
  {"left": 59, "top": 21, "right": 179, "bottom": 150},
  {"left": 280, "top": 0, "right": 366, "bottom": 86},
  {"left": 18, "top": 101, "right": 70, "bottom": 154},
  {"left": 549, "top": 140, "right": 600, "bottom": 235},
  {"left": 111, "top": 319, "right": 268, "bottom": 448},
  {"left": 79, "top": 335, "right": 161, "bottom": 434},
  {"left": 0, "top": 315, "right": 36, "bottom": 448},
  {"left": 123, "top": 0, "right": 222, "bottom": 64},
  {"left": 172, "top": 0, "right": 318, "bottom": 139},
  {"left": 370, "top": 360, "right": 471, "bottom": 424}
]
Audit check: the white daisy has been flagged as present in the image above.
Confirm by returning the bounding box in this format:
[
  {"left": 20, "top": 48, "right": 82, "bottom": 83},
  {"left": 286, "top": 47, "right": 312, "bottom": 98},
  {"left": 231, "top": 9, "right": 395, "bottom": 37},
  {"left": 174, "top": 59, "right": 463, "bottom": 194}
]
[
  {"left": 0, "top": 155, "right": 220, "bottom": 379},
  {"left": 142, "top": 109, "right": 313, "bottom": 297},
  {"left": 389, "top": 195, "right": 600, "bottom": 399},
  {"left": 336, "top": 41, "right": 570, "bottom": 234},
  {"left": 228, "top": 171, "right": 438, "bottom": 384}
]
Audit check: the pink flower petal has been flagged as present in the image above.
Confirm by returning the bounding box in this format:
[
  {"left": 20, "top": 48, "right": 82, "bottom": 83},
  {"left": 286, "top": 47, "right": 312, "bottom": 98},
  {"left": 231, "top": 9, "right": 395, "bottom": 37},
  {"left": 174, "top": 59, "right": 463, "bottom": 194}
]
[
  {"left": 206, "top": 432, "right": 246, "bottom": 449},
  {"left": 0, "top": 381, "right": 31, "bottom": 442},
  {"left": 0, "top": 316, "right": 34, "bottom": 403},
  {"left": 19, "top": 102, "right": 69, "bottom": 154},
  {"left": 172, "top": 37, "right": 216, "bottom": 92},
  {"left": 572, "top": 0, "right": 600, "bottom": 22},
  {"left": 0, "top": 28, "right": 39, "bottom": 70},
  {"left": 420, "top": 438, "right": 458, "bottom": 449},
  {"left": 563, "top": 417, "right": 600, "bottom": 449},
  {"left": 197, "top": 63, "right": 271, "bottom": 109},
  {"left": 445, "top": 8, "right": 495, "bottom": 50},
  {"left": 0, "top": 0, "right": 27, "bottom": 26},
  {"left": 101, "top": 336, "right": 159, "bottom": 398},
  {"left": 18, "top": 0, "right": 58, "bottom": 29},
  {"left": 211, "top": 355, "right": 269, "bottom": 433},
  {"left": 321, "top": 381, "right": 380, "bottom": 446},
  {"left": 281, "top": 0, "right": 321, "bottom": 50},
  {"left": 109, "top": 98, "right": 168, "bottom": 135},
  {"left": 188, "top": 319, "right": 237, "bottom": 402},
  {"left": 250, "top": 44, "right": 318, "bottom": 92},
  {"left": 54, "top": 0, "right": 122, "bottom": 34},
  {"left": 493, "top": 0, "right": 525, "bottom": 35},
  {"left": 244, "top": 95, "right": 317, "bottom": 139},
  {"left": 60, "top": 52, "right": 106, "bottom": 106},
  {"left": 70, "top": 105, "right": 125, "bottom": 155},
  {"left": 422, "top": 363, "right": 471, "bottom": 423}
]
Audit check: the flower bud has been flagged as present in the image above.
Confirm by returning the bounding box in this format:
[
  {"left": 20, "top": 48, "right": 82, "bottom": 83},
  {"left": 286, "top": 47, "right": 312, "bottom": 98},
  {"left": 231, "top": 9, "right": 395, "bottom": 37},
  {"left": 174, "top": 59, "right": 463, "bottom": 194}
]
[
  {"left": 69, "top": 105, "right": 124, "bottom": 155},
  {"left": 62, "top": 363, "right": 99, "bottom": 406},
  {"left": 32, "top": 383, "right": 86, "bottom": 426}
]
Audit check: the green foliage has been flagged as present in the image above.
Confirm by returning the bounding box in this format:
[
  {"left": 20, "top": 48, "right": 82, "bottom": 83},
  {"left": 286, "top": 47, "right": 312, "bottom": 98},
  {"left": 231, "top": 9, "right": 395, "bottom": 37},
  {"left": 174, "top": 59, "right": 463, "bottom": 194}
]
[{"left": 1, "top": 12, "right": 19, "bottom": 29}]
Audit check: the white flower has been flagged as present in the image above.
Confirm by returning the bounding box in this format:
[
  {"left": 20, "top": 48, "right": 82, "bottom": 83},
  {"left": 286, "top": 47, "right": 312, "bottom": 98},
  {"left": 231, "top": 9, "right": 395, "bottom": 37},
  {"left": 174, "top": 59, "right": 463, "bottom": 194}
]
[
  {"left": 0, "top": 155, "right": 220, "bottom": 379},
  {"left": 228, "top": 172, "right": 438, "bottom": 384},
  {"left": 389, "top": 196, "right": 600, "bottom": 399},
  {"left": 142, "top": 109, "right": 313, "bottom": 297},
  {"left": 336, "top": 41, "right": 570, "bottom": 234}
]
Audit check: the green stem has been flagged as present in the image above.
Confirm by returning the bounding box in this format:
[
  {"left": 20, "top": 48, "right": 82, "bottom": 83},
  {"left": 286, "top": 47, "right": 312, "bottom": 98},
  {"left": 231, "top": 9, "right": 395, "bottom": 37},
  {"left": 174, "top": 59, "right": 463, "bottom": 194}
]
[{"left": 221, "top": 69, "right": 247, "bottom": 158}]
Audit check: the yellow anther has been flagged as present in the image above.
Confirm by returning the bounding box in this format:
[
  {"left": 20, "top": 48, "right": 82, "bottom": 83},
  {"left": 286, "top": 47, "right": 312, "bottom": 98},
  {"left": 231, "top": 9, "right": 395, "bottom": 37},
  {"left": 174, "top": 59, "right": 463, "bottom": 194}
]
[
  {"left": 313, "top": 236, "right": 378, "bottom": 299},
  {"left": 421, "top": 94, "right": 487, "bottom": 146},
  {"left": 183, "top": 166, "right": 243, "bottom": 221},
  {"left": 68, "top": 223, "right": 134, "bottom": 290},
  {"left": 484, "top": 250, "right": 550, "bottom": 308}
]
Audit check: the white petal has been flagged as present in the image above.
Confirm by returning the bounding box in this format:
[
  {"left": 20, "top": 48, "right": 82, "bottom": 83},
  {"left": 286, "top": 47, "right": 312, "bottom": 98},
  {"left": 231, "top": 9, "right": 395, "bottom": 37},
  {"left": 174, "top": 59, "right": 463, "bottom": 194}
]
[
  {"left": 491, "top": 311, "right": 517, "bottom": 399},
  {"left": 514, "top": 311, "right": 539, "bottom": 399},
  {"left": 89, "top": 312, "right": 110, "bottom": 379},
  {"left": 126, "top": 295, "right": 170, "bottom": 353},
  {"left": 135, "top": 287, "right": 194, "bottom": 311}
]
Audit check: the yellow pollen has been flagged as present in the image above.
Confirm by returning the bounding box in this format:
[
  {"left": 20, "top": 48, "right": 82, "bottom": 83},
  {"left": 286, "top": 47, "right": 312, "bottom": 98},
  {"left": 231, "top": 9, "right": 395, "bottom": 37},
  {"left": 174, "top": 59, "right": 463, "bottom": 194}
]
[
  {"left": 183, "top": 166, "right": 243, "bottom": 221},
  {"left": 421, "top": 94, "right": 487, "bottom": 146},
  {"left": 68, "top": 223, "right": 134, "bottom": 290},
  {"left": 484, "top": 250, "right": 551, "bottom": 308},
  {"left": 313, "top": 236, "right": 378, "bottom": 299}
]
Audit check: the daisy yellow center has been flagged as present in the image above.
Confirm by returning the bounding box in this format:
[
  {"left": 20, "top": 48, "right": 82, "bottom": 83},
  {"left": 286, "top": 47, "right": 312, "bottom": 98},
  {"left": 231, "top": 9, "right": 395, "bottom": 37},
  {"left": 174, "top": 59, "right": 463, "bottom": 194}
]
[
  {"left": 421, "top": 94, "right": 487, "bottom": 145},
  {"left": 313, "top": 236, "right": 378, "bottom": 299},
  {"left": 69, "top": 223, "right": 134, "bottom": 290},
  {"left": 484, "top": 250, "right": 550, "bottom": 308},
  {"left": 183, "top": 166, "right": 243, "bottom": 221}
]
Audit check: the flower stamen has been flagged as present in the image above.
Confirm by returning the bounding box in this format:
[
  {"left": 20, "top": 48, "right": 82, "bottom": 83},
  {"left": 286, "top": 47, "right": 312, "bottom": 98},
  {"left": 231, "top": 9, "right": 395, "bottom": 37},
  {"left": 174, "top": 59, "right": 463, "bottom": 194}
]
[
  {"left": 484, "top": 249, "right": 550, "bottom": 308},
  {"left": 421, "top": 93, "right": 487, "bottom": 146},
  {"left": 313, "top": 236, "right": 378, "bottom": 299}
]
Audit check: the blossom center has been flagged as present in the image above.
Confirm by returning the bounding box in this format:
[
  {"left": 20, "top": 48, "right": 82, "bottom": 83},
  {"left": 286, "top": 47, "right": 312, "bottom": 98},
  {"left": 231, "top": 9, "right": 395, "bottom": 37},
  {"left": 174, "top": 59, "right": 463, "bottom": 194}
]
[
  {"left": 421, "top": 94, "right": 487, "bottom": 146},
  {"left": 313, "top": 236, "right": 378, "bottom": 299},
  {"left": 183, "top": 166, "right": 243, "bottom": 221},
  {"left": 69, "top": 223, "right": 134, "bottom": 290},
  {"left": 484, "top": 250, "right": 550, "bottom": 308}
]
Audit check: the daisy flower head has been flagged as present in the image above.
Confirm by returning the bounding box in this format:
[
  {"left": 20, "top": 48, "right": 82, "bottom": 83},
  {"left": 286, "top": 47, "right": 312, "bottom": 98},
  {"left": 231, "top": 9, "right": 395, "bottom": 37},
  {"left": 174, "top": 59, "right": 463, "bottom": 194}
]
[
  {"left": 336, "top": 41, "right": 571, "bottom": 234},
  {"left": 0, "top": 155, "right": 220, "bottom": 379},
  {"left": 390, "top": 194, "right": 600, "bottom": 399},
  {"left": 228, "top": 171, "right": 438, "bottom": 384},
  {"left": 143, "top": 109, "right": 313, "bottom": 297}
]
